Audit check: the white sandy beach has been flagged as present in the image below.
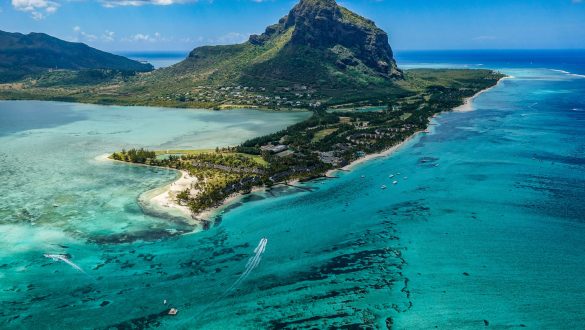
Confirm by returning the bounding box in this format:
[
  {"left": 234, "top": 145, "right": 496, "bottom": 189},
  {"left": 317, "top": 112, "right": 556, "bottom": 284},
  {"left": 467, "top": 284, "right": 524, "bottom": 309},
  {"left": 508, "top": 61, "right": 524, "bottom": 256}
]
[
  {"left": 143, "top": 170, "right": 199, "bottom": 219},
  {"left": 143, "top": 168, "right": 265, "bottom": 222}
]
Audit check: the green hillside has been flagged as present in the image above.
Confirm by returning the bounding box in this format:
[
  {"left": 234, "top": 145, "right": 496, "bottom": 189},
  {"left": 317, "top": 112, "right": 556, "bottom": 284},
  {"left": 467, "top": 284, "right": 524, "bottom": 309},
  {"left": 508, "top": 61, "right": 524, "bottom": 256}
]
[{"left": 0, "top": 30, "right": 153, "bottom": 83}]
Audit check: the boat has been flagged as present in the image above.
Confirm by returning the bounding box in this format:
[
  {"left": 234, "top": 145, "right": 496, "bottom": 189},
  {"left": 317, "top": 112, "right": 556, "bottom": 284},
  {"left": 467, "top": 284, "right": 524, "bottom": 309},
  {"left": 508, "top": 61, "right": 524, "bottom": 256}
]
[
  {"left": 381, "top": 185, "right": 387, "bottom": 189},
  {"left": 389, "top": 174, "right": 394, "bottom": 178},
  {"left": 168, "top": 308, "right": 178, "bottom": 315},
  {"left": 393, "top": 181, "right": 398, "bottom": 185}
]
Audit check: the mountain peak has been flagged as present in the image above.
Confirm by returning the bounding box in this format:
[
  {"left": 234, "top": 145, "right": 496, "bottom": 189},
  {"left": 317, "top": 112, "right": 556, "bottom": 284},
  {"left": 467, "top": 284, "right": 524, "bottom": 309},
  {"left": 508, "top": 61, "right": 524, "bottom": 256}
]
[
  {"left": 295, "top": 0, "right": 337, "bottom": 10},
  {"left": 248, "top": 0, "right": 401, "bottom": 78}
]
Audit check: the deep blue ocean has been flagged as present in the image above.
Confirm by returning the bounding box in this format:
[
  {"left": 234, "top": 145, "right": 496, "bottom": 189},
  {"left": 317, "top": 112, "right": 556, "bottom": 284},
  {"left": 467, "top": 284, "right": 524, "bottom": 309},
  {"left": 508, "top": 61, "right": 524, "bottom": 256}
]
[
  {"left": 118, "top": 51, "right": 188, "bottom": 68},
  {"left": 0, "top": 50, "right": 584, "bottom": 328}
]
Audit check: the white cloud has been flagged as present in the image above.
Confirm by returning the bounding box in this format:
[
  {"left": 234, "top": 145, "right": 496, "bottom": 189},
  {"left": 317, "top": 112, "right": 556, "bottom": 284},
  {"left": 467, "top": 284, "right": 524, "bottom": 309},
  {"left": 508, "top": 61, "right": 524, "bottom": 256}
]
[
  {"left": 102, "top": 30, "right": 115, "bottom": 42},
  {"left": 213, "top": 32, "right": 250, "bottom": 45},
  {"left": 72, "top": 26, "right": 107, "bottom": 43},
  {"left": 11, "top": 0, "right": 59, "bottom": 19},
  {"left": 124, "top": 32, "right": 167, "bottom": 43},
  {"left": 473, "top": 35, "right": 497, "bottom": 41},
  {"left": 101, "top": 0, "right": 198, "bottom": 7},
  {"left": 13, "top": 0, "right": 206, "bottom": 19},
  {"left": 132, "top": 33, "right": 151, "bottom": 41}
]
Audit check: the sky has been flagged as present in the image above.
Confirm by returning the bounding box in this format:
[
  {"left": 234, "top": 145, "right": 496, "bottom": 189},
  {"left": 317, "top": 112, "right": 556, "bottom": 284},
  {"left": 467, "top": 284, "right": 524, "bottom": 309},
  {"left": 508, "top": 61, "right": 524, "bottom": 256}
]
[{"left": 1, "top": 0, "right": 584, "bottom": 52}]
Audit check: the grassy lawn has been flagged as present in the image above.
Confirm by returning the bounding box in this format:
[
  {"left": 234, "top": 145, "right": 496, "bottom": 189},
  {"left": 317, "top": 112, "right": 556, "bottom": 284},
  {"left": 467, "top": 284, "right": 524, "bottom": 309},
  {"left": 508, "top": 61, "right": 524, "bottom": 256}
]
[
  {"left": 311, "top": 128, "right": 338, "bottom": 142},
  {"left": 154, "top": 149, "right": 268, "bottom": 166},
  {"left": 400, "top": 112, "right": 412, "bottom": 121}
]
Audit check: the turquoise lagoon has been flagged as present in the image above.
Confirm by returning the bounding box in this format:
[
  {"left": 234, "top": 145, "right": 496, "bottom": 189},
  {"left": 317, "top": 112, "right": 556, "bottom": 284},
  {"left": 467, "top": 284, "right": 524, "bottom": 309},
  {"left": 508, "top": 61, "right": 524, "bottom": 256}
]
[{"left": 1, "top": 53, "right": 585, "bottom": 328}]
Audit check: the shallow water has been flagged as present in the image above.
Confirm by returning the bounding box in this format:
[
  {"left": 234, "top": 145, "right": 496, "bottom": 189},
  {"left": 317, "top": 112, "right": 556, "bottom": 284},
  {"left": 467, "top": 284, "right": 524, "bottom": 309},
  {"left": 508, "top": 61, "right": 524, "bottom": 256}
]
[
  {"left": 0, "top": 101, "right": 308, "bottom": 248},
  {"left": 1, "top": 53, "right": 584, "bottom": 329}
]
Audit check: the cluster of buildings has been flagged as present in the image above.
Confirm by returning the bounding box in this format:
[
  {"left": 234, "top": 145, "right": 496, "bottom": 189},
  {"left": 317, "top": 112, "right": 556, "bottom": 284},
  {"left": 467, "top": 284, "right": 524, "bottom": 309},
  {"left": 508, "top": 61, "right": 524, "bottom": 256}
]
[
  {"left": 156, "top": 84, "right": 321, "bottom": 108},
  {"left": 190, "top": 161, "right": 265, "bottom": 175},
  {"left": 260, "top": 143, "right": 294, "bottom": 158}
]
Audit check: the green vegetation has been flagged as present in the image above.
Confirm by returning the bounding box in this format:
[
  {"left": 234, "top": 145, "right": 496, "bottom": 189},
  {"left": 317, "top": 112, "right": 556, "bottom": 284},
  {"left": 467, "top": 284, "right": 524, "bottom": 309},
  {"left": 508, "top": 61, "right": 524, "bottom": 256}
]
[
  {"left": 112, "top": 69, "right": 504, "bottom": 216},
  {"left": 111, "top": 148, "right": 156, "bottom": 164},
  {"left": 311, "top": 128, "right": 339, "bottom": 142},
  {"left": 154, "top": 149, "right": 268, "bottom": 166}
]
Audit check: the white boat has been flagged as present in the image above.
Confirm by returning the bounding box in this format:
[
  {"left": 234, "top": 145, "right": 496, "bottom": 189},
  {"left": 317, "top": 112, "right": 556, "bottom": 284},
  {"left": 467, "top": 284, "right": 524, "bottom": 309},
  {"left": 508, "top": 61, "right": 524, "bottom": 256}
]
[
  {"left": 381, "top": 185, "right": 387, "bottom": 189},
  {"left": 389, "top": 174, "right": 394, "bottom": 178},
  {"left": 393, "top": 181, "right": 398, "bottom": 185}
]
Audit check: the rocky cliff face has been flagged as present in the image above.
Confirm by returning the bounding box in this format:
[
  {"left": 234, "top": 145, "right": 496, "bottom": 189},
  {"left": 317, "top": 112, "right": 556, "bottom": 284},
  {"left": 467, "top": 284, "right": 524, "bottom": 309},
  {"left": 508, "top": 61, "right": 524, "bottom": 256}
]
[{"left": 249, "top": 0, "right": 402, "bottom": 78}]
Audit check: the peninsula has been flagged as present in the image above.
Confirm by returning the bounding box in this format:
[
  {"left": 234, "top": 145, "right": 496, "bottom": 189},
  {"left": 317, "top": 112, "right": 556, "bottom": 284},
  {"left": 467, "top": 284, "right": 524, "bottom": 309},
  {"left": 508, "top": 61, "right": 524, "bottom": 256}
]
[
  {"left": 113, "top": 66, "right": 502, "bottom": 221},
  {"left": 0, "top": 0, "right": 504, "bottom": 221}
]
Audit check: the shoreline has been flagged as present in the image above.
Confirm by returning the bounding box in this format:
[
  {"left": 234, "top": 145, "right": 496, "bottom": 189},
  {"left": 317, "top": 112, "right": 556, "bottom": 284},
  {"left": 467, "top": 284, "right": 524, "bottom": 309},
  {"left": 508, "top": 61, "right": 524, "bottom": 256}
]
[
  {"left": 454, "top": 75, "right": 513, "bottom": 112},
  {"left": 325, "top": 130, "right": 424, "bottom": 178},
  {"left": 195, "top": 185, "right": 267, "bottom": 220}
]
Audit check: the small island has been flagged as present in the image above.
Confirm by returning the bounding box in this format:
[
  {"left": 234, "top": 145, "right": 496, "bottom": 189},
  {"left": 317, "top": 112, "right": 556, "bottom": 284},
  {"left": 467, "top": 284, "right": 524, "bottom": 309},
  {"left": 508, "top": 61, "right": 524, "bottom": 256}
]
[{"left": 111, "top": 68, "right": 504, "bottom": 221}]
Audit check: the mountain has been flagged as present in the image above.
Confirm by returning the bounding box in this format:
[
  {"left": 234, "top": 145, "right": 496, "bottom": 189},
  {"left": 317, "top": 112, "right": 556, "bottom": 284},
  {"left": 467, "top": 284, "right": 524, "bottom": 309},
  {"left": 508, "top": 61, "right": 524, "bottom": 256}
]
[
  {"left": 0, "top": 30, "right": 153, "bottom": 83},
  {"left": 249, "top": 0, "right": 402, "bottom": 78},
  {"left": 142, "top": 0, "right": 403, "bottom": 102}
]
